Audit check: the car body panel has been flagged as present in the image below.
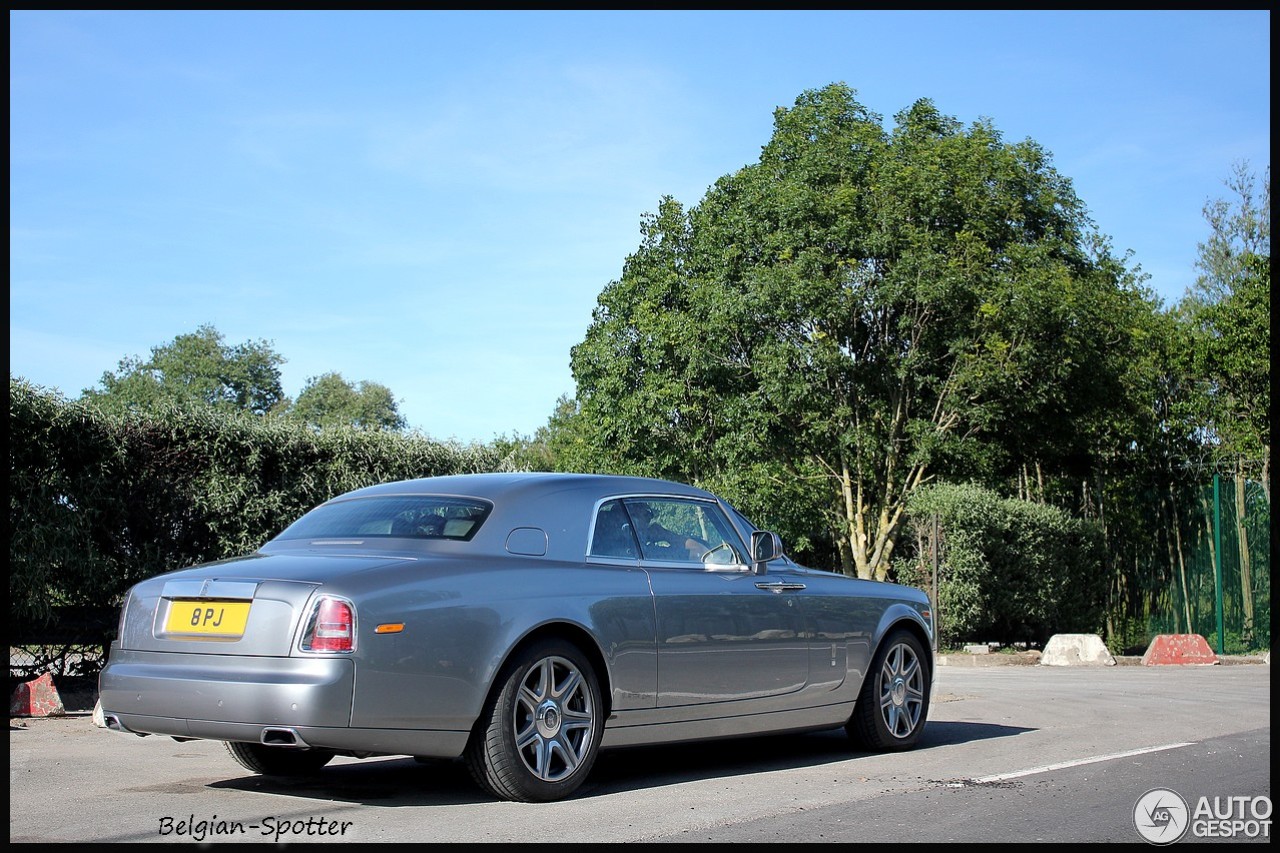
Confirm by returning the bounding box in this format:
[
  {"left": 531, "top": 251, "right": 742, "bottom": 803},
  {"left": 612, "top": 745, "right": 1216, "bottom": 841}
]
[
  {"left": 344, "top": 558, "right": 659, "bottom": 729},
  {"left": 99, "top": 649, "right": 354, "bottom": 728},
  {"left": 646, "top": 564, "right": 810, "bottom": 704}
]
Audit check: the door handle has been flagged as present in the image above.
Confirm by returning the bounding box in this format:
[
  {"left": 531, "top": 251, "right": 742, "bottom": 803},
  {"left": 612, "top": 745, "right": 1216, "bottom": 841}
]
[{"left": 755, "top": 582, "right": 807, "bottom": 593}]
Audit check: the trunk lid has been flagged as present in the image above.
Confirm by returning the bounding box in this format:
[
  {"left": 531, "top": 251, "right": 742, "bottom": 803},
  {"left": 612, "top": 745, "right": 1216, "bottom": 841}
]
[{"left": 118, "top": 551, "right": 412, "bottom": 657}]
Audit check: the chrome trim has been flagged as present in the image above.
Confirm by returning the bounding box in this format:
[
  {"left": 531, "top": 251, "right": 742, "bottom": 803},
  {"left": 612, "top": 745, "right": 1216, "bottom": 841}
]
[
  {"left": 295, "top": 592, "right": 358, "bottom": 655},
  {"left": 703, "top": 562, "right": 753, "bottom": 573},
  {"left": 103, "top": 713, "right": 149, "bottom": 737},
  {"left": 261, "top": 726, "right": 310, "bottom": 748},
  {"left": 161, "top": 579, "right": 259, "bottom": 600},
  {"left": 755, "top": 582, "right": 807, "bottom": 593}
]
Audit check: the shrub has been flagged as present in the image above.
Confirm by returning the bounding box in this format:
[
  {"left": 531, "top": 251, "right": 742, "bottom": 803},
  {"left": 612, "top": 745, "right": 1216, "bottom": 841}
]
[
  {"left": 896, "top": 482, "right": 1105, "bottom": 647},
  {"left": 9, "top": 377, "right": 506, "bottom": 632}
]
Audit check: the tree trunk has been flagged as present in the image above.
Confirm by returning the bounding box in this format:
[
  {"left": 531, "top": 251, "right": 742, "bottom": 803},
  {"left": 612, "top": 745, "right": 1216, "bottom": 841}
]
[
  {"left": 1235, "top": 463, "right": 1253, "bottom": 647},
  {"left": 836, "top": 530, "right": 854, "bottom": 577},
  {"left": 1168, "top": 482, "right": 1193, "bottom": 635},
  {"left": 1159, "top": 492, "right": 1181, "bottom": 633},
  {"left": 1261, "top": 444, "right": 1270, "bottom": 505},
  {"left": 1199, "top": 492, "right": 1218, "bottom": 630},
  {"left": 839, "top": 459, "right": 871, "bottom": 579}
]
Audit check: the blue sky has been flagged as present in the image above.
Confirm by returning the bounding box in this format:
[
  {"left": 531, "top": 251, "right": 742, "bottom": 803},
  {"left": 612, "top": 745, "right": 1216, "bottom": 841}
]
[{"left": 10, "top": 10, "right": 1271, "bottom": 443}]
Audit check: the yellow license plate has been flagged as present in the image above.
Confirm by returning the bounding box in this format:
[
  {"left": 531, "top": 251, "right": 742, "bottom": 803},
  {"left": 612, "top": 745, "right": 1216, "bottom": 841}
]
[{"left": 165, "top": 600, "right": 252, "bottom": 637}]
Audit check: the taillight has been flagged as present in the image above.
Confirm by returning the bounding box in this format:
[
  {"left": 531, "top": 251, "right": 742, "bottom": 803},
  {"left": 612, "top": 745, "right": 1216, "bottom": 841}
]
[{"left": 301, "top": 596, "right": 356, "bottom": 653}]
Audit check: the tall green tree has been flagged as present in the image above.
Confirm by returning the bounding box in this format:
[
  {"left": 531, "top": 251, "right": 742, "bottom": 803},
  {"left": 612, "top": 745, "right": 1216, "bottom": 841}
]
[
  {"left": 289, "top": 372, "right": 406, "bottom": 432},
  {"left": 81, "top": 324, "right": 286, "bottom": 416},
  {"left": 1192, "top": 254, "right": 1270, "bottom": 488},
  {"left": 1181, "top": 163, "right": 1270, "bottom": 499},
  {"left": 1188, "top": 162, "right": 1270, "bottom": 308},
  {"left": 1079, "top": 165, "right": 1269, "bottom": 651},
  {"left": 1177, "top": 165, "right": 1270, "bottom": 650},
  {"left": 566, "top": 84, "right": 1156, "bottom": 579}
]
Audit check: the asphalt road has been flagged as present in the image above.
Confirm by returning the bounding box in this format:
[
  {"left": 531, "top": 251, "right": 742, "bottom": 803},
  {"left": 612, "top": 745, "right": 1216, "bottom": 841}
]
[{"left": 9, "top": 664, "right": 1271, "bottom": 844}]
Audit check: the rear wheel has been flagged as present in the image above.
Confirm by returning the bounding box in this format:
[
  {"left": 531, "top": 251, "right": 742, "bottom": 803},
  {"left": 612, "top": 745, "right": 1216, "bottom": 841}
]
[
  {"left": 465, "top": 639, "right": 604, "bottom": 802},
  {"left": 847, "top": 629, "right": 930, "bottom": 751},
  {"left": 225, "top": 741, "right": 335, "bottom": 776}
]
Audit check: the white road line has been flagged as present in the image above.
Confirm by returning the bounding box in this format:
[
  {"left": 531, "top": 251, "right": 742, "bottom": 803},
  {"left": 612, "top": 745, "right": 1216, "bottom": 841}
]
[{"left": 961, "top": 742, "right": 1198, "bottom": 784}]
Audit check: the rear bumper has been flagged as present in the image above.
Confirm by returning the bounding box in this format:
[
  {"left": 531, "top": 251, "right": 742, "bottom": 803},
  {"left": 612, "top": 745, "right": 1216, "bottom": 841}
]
[
  {"left": 99, "top": 647, "right": 355, "bottom": 728},
  {"left": 98, "top": 646, "right": 469, "bottom": 758}
]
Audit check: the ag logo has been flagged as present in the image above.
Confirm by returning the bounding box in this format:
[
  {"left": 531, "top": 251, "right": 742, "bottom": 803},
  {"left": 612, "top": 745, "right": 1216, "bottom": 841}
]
[{"left": 1134, "top": 788, "right": 1190, "bottom": 844}]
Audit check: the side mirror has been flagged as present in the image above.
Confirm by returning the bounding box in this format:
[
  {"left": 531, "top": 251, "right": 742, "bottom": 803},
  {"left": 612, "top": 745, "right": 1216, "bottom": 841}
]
[{"left": 750, "top": 531, "right": 784, "bottom": 574}]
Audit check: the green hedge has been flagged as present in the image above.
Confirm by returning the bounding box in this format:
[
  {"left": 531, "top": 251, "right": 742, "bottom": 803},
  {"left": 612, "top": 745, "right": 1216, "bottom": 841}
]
[
  {"left": 896, "top": 482, "right": 1106, "bottom": 648},
  {"left": 9, "top": 377, "right": 507, "bottom": 630},
  {"left": 10, "top": 376, "right": 1112, "bottom": 655}
]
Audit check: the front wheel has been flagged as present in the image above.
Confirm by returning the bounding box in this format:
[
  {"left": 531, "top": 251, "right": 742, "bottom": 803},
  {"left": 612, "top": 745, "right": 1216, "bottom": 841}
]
[
  {"left": 847, "top": 629, "right": 930, "bottom": 751},
  {"left": 465, "top": 639, "right": 604, "bottom": 802}
]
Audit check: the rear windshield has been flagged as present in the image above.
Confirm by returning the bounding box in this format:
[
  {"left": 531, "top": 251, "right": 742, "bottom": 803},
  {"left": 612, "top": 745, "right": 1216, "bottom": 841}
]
[{"left": 274, "top": 495, "right": 493, "bottom": 542}]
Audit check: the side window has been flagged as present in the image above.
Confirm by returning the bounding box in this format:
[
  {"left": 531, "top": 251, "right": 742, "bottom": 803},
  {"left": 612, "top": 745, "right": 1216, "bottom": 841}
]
[
  {"left": 589, "top": 499, "right": 638, "bottom": 559},
  {"left": 624, "top": 498, "right": 744, "bottom": 565}
]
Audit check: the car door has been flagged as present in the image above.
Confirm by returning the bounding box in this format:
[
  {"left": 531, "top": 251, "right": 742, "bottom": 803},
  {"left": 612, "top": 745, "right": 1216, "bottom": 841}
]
[{"left": 617, "top": 497, "right": 810, "bottom": 707}]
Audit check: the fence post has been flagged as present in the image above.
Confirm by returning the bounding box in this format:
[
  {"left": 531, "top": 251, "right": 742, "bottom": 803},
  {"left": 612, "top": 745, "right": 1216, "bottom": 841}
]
[
  {"left": 1213, "top": 473, "right": 1225, "bottom": 655},
  {"left": 931, "top": 512, "right": 939, "bottom": 652}
]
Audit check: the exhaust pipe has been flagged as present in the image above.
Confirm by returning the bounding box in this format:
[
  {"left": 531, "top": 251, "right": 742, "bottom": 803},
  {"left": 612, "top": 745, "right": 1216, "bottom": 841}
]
[
  {"left": 102, "top": 713, "right": 147, "bottom": 736},
  {"left": 260, "top": 727, "right": 310, "bottom": 748}
]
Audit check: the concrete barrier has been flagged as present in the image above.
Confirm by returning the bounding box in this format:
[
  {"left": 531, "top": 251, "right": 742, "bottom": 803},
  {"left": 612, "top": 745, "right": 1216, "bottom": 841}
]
[
  {"left": 1040, "top": 633, "right": 1116, "bottom": 666},
  {"left": 1141, "top": 634, "right": 1219, "bottom": 666},
  {"left": 9, "top": 672, "right": 66, "bottom": 717}
]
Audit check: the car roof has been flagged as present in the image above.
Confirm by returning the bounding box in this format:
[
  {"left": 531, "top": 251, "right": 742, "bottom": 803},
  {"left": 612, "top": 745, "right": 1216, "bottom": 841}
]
[
  {"left": 336, "top": 471, "right": 718, "bottom": 504},
  {"left": 315, "top": 473, "right": 729, "bottom": 562}
]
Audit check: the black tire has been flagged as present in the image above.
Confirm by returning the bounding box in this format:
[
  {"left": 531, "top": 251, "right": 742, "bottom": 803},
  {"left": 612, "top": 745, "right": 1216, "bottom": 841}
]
[
  {"left": 465, "top": 638, "right": 604, "bottom": 802},
  {"left": 225, "top": 741, "right": 335, "bottom": 776},
  {"left": 847, "top": 628, "right": 931, "bottom": 751}
]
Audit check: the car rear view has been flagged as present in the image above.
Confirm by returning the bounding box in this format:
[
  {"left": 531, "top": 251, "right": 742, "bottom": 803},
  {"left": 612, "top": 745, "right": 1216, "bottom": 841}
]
[
  {"left": 98, "top": 490, "right": 495, "bottom": 771},
  {"left": 100, "top": 564, "right": 363, "bottom": 756}
]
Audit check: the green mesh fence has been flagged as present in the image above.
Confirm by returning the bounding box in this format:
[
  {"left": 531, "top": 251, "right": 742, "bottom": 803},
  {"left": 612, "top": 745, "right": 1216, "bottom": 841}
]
[{"left": 1147, "top": 476, "right": 1270, "bottom": 654}]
